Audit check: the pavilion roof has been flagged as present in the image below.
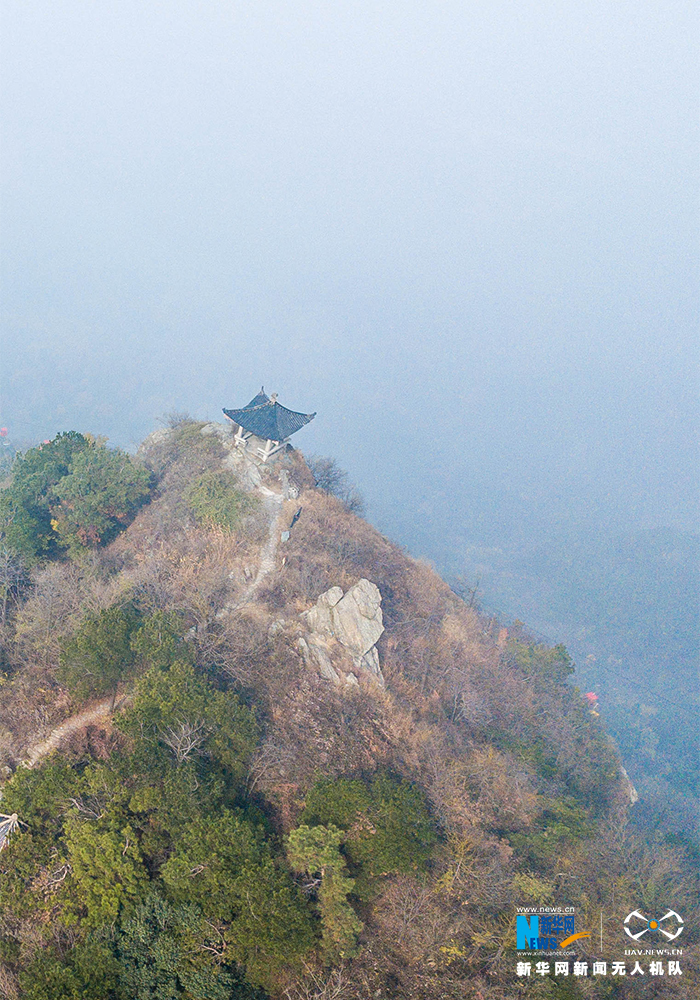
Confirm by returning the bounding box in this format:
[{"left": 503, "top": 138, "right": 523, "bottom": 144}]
[{"left": 223, "top": 388, "right": 315, "bottom": 441}]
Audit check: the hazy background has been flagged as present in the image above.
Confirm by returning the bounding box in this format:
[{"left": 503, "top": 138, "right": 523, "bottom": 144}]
[{"left": 1, "top": 3, "right": 698, "bottom": 827}]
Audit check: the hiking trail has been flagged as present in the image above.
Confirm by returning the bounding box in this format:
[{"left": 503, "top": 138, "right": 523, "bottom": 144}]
[{"left": 22, "top": 698, "right": 118, "bottom": 768}]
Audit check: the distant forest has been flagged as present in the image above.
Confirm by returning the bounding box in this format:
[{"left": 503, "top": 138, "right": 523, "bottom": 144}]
[{"left": 448, "top": 527, "right": 699, "bottom": 841}]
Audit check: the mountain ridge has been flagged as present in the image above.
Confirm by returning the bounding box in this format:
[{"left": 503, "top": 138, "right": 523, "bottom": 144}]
[{"left": 0, "top": 421, "right": 695, "bottom": 999}]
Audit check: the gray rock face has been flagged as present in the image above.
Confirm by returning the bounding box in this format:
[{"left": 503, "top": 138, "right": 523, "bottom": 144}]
[
  {"left": 196, "top": 422, "right": 265, "bottom": 490},
  {"left": 301, "top": 579, "right": 385, "bottom": 684},
  {"left": 200, "top": 421, "right": 233, "bottom": 443},
  {"left": 303, "top": 586, "right": 343, "bottom": 636},
  {"left": 621, "top": 766, "right": 639, "bottom": 805},
  {"left": 298, "top": 635, "right": 341, "bottom": 684},
  {"left": 221, "top": 442, "right": 263, "bottom": 489},
  {"left": 332, "top": 579, "right": 384, "bottom": 656}
]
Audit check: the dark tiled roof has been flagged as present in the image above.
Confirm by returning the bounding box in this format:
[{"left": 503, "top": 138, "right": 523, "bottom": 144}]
[
  {"left": 223, "top": 388, "right": 315, "bottom": 441},
  {"left": 244, "top": 388, "right": 270, "bottom": 409}
]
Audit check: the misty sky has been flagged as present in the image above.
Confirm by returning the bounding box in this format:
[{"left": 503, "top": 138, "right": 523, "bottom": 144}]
[{"left": 1, "top": 2, "right": 697, "bottom": 555}]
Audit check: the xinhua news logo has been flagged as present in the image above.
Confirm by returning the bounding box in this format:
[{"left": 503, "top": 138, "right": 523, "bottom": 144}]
[{"left": 516, "top": 914, "right": 590, "bottom": 951}]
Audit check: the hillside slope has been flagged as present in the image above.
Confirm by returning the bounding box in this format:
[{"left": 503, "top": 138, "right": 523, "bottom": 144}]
[
  {"left": 449, "top": 528, "right": 700, "bottom": 838},
  {"left": 0, "top": 422, "right": 696, "bottom": 1000}
]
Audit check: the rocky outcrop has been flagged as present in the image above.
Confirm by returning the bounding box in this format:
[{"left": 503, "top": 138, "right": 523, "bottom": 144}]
[
  {"left": 298, "top": 635, "right": 344, "bottom": 685},
  {"left": 300, "top": 579, "right": 385, "bottom": 686},
  {"left": 620, "top": 766, "right": 639, "bottom": 805},
  {"left": 199, "top": 423, "right": 264, "bottom": 490}
]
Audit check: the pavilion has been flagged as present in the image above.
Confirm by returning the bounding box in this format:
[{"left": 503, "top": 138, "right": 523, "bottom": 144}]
[{"left": 223, "top": 388, "right": 315, "bottom": 462}]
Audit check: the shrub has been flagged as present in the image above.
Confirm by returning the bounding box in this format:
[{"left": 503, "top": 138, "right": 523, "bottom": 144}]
[
  {"left": 163, "top": 811, "right": 314, "bottom": 983},
  {"left": 507, "top": 797, "right": 594, "bottom": 866},
  {"left": 287, "top": 823, "right": 362, "bottom": 962},
  {"left": 116, "top": 661, "right": 259, "bottom": 785},
  {"left": 183, "top": 469, "right": 256, "bottom": 531},
  {"left": 141, "top": 420, "right": 225, "bottom": 478},
  {"left": 302, "top": 773, "right": 437, "bottom": 883},
  {"left": 58, "top": 605, "right": 141, "bottom": 701},
  {"left": 0, "top": 433, "right": 153, "bottom": 562},
  {"left": 0, "top": 432, "right": 89, "bottom": 562},
  {"left": 50, "top": 445, "right": 153, "bottom": 556},
  {"left": 507, "top": 640, "right": 574, "bottom": 683},
  {"left": 130, "top": 610, "right": 193, "bottom": 670}
]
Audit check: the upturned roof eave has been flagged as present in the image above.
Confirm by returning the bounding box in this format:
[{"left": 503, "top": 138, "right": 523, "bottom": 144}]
[{"left": 222, "top": 398, "right": 315, "bottom": 441}]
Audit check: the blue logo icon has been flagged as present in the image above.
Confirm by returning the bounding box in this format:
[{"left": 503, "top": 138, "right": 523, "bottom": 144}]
[{"left": 517, "top": 914, "right": 581, "bottom": 950}]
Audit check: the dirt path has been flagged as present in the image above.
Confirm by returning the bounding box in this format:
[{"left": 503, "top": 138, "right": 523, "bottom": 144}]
[
  {"left": 251, "top": 488, "right": 286, "bottom": 589},
  {"left": 22, "top": 698, "right": 116, "bottom": 768},
  {"left": 226, "top": 486, "right": 285, "bottom": 612}
]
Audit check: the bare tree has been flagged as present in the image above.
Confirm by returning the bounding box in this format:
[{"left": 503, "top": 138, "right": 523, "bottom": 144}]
[
  {"left": 159, "top": 719, "right": 210, "bottom": 764},
  {"left": 0, "top": 531, "right": 25, "bottom": 628},
  {"left": 247, "top": 738, "right": 297, "bottom": 794},
  {"left": 306, "top": 456, "right": 366, "bottom": 516},
  {"left": 158, "top": 410, "right": 193, "bottom": 429},
  {"left": 283, "top": 966, "right": 354, "bottom": 1000},
  {"left": 450, "top": 575, "right": 481, "bottom": 610},
  {"left": 68, "top": 796, "right": 107, "bottom": 820}
]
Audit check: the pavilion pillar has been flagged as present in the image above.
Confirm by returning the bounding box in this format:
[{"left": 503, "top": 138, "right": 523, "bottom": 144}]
[
  {"left": 259, "top": 438, "right": 277, "bottom": 462},
  {"left": 234, "top": 426, "right": 252, "bottom": 448}
]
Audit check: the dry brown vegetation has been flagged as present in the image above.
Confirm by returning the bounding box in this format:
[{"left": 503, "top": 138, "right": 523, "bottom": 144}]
[{"left": 0, "top": 423, "right": 696, "bottom": 999}]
